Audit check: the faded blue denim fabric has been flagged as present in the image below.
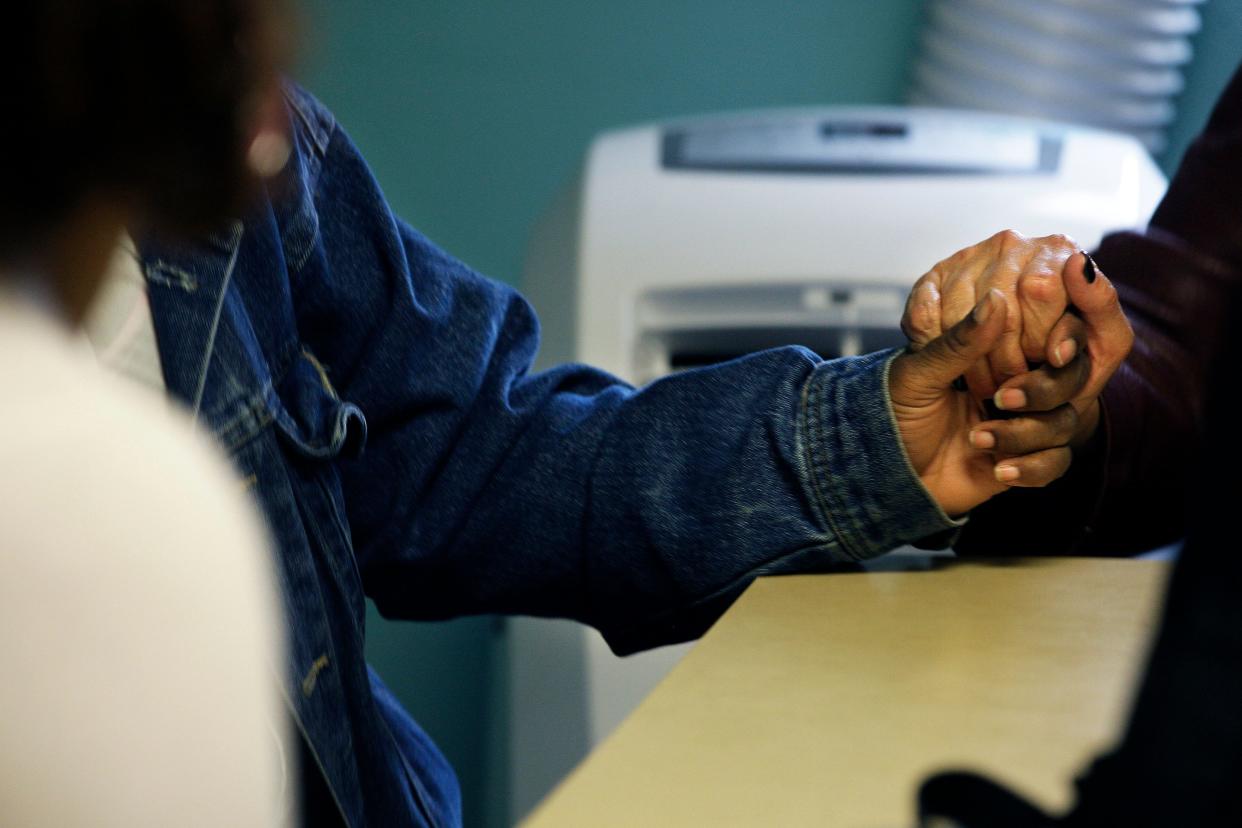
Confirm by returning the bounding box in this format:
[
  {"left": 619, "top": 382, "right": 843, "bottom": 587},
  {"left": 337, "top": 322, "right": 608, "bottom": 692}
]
[{"left": 137, "top": 85, "right": 959, "bottom": 827}]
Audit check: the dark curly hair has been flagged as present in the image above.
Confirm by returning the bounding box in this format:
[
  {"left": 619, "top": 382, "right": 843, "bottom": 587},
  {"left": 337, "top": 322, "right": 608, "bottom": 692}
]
[{"left": 0, "top": 0, "right": 286, "bottom": 259}]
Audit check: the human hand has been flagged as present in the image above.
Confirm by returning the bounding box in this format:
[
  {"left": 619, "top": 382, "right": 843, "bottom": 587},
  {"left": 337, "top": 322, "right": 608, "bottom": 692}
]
[
  {"left": 902, "top": 233, "right": 1133, "bottom": 450},
  {"left": 889, "top": 289, "right": 1076, "bottom": 516},
  {"left": 901, "top": 229, "right": 1079, "bottom": 399}
]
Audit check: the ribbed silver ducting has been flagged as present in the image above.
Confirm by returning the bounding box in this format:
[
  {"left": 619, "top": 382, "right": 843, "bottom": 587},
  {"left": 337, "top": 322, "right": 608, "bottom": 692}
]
[{"left": 909, "top": 0, "right": 1207, "bottom": 153}]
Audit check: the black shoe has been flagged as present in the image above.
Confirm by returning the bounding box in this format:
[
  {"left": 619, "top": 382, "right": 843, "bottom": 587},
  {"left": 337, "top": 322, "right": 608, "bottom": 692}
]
[{"left": 918, "top": 771, "right": 1055, "bottom": 828}]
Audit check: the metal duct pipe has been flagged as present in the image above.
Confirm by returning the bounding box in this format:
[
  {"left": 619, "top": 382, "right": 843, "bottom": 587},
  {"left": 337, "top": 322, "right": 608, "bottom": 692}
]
[{"left": 909, "top": 0, "right": 1207, "bottom": 153}]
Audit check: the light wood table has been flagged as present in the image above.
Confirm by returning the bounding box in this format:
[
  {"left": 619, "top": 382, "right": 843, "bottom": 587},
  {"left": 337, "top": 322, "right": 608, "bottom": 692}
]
[{"left": 523, "top": 558, "right": 1170, "bottom": 828}]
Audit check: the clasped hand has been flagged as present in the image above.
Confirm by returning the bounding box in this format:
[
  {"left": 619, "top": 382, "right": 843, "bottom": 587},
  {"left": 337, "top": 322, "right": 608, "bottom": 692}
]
[{"left": 888, "top": 230, "right": 1134, "bottom": 517}]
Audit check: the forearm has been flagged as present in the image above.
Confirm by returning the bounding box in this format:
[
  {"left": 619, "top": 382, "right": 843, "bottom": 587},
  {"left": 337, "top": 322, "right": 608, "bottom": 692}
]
[
  {"left": 356, "top": 346, "right": 960, "bottom": 654},
  {"left": 579, "top": 349, "right": 962, "bottom": 653}
]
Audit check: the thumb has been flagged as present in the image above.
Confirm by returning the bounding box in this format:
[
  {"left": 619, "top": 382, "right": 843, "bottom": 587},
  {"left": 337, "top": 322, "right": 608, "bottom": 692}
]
[
  {"left": 1065, "top": 251, "right": 1127, "bottom": 340},
  {"left": 1062, "top": 250, "right": 1133, "bottom": 400},
  {"left": 897, "top": 288, "right": 1007, "bottom": 394}
]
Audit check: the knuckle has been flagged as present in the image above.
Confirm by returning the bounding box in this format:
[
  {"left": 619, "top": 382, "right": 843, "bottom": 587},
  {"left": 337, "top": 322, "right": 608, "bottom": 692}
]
[
  {"left": 902, "top": 290, "right": 919, "bottom": 320},
  {"left": 1021, "top": 375, "right": 1053, "bottom": 407},
  {"left": 1045, "top": 232, "right": 1077, "bottom": 252},
  {"left": 1019, "top": 272, "right": 1059, "bottom": 303},
  {"left": 953, "top": 240, "right": 983, "bottom": 262},
  {"left": 1021, "top": 334, "right": 1048, "bottom": 364},
  {"left": 998, "top": 421, "right": 1035, "bottom": 454},
  {"left": 928, "top": 263, "right": 952, "bottom": 287},
  {"left": 944, "top": 320, "right": 974, "bottom": 355},
  {"left": 994, "top": 228, "right": 1028, "bottom": 253},
  {"left": 902, "top": 317, "right": 931, "bottom": 346}
]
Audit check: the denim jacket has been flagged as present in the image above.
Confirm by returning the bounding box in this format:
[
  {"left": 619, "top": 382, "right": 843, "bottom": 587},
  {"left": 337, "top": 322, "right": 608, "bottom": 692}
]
[{"left": 136, "top": 86, "right": 959, "bottom": 826}]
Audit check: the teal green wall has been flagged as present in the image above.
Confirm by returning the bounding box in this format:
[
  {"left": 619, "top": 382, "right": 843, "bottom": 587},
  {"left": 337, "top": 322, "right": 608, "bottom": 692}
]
[
  {"left": 296, "top": 3, "right": 1241, "bottom": 826},
  {"left": 299, "top": 1, "right": 925, "bottom": 288}
]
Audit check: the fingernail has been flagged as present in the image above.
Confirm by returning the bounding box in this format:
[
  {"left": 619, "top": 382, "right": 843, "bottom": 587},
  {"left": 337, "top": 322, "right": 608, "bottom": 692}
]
[
  {"left": 1054, "top": 339, "right": 1077, "bottom": 367},
  {"left": 1080, "top": 250, "right": 1097, "bottom": 284},
  {"left": 969, "top": 429, "right": 995, "bottom": 449},
  {"left": 995, "top": 464, "right": 1020, "bottom": 483},
  {"left": 972, "top": 289, "right": 1002, "bottom": 324},
  {"left": 993, "top": 388, "right": 1027, "bottom": 410}
]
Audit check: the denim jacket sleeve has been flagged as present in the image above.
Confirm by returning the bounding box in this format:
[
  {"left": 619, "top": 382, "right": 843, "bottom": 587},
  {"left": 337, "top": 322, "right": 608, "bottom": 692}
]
[{"left": 285, "top": 87, "right": 959, "bottom": 654}]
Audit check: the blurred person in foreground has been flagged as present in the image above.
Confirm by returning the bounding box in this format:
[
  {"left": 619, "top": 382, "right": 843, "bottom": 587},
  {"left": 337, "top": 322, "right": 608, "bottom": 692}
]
[
  {"left": 1, "top": 4, "right": 1140, "bottom": 828},
  {"left": 912, "top": 60, "right": 1242, "bottom": 827},
  {"left": 0, "top": 2, "right": 290, "bottom": 825}
]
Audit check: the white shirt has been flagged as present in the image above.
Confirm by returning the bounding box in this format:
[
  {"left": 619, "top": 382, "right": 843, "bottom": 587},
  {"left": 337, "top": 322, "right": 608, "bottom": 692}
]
[
  {"left": 0, "top": 285, "right": 290, "bottom": 826},
  {"left": 82, "top": 236, "right": 166, "bottom": 393}
]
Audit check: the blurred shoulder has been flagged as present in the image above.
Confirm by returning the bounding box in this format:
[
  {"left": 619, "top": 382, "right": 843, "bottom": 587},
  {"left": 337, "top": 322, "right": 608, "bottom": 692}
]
[
  {"left": 0, "top": 294, "right": 289, "bottom": 825},
  {"left": 0, "top": 293, "right": 272, "bottom": 580}
]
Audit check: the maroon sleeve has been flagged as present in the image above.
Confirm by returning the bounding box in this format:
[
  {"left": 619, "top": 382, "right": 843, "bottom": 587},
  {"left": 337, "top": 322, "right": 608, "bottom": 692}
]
[{"left": 956, "top": 61, "right": 1242, "bottom": 557}]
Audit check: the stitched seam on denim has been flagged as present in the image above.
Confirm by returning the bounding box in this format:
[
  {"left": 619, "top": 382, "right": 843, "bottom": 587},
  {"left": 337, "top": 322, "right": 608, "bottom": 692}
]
[
  {"left": 189, "top": 224, "right": 244, "bottom": 416},
  {"left": 301, "top": 476, "right": 367, "bottom": 651},
  {"left": 802, "top": 365, "right": 869, "bottom": 562},
  {"left": 284, "top": 87, "right": 335, "bottom": 196},
  {"left": 287, "top": 212, "right": 319, "bottom": 274},
  {"left": 879, "top": 352, "right": 925, "bottom": 501},
  {"left": 315, "top": 473, "right": 366, "bottom": 614},
  {"left": 285, "top": 468, "right": 359, "bottom": 801},
  {"left": 274, "top": 684, "right": 354, "bottom": 828},
  {"left": 207, "top": 340, "right": 301, "bottom": 451},
  {"left": 214, "top": 382, "right": 277, "bottom": 453},
  {"left": 301, "top": 347, "right": 338, "bottom": 396},
  {"left": 293, "top": 646, "right": 360, "bottom": 828},
  {"left": 283, "top": 128, "right": 336, "bottom": 276},
  {"left": 301, "top": 654, "right": 331, "bottom": 697},
  {"left": 282, "top": 86, "right": 333, "bottom": 156},
  {"left": 280, "top": 88, "right": 331, "bottom": 272},
  {"left": 796, "top": 372, "right": 850, "bottom": 557},
  {"left": 145, "top": 261, "right": 198, "bottom": 292}
]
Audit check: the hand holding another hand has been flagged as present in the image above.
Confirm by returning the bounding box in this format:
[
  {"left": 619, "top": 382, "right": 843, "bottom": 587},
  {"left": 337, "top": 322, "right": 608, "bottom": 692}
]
[
  {"left": 902, "top": 230, "right": 1078, "bottom": 397},
  {"left": 890, "top": 231, "right": 1133, "bottom": 517}
]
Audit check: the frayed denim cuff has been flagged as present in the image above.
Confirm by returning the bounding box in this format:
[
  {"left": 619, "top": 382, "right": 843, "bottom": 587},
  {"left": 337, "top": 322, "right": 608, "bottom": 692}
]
[{"left": 798, "top": 349, "right": 965, "bottom": 561}]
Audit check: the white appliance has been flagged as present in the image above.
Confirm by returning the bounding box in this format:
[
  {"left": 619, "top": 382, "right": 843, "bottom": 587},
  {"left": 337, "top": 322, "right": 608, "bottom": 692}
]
[{"left": 510, "top": 106, "right": 1166, "bottom": 820}]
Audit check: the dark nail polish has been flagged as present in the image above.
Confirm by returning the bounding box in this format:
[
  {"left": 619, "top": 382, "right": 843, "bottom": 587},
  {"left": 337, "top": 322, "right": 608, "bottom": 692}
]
[{"left": 1080, "top": 250, "right": 1098, "bottom": 283}]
